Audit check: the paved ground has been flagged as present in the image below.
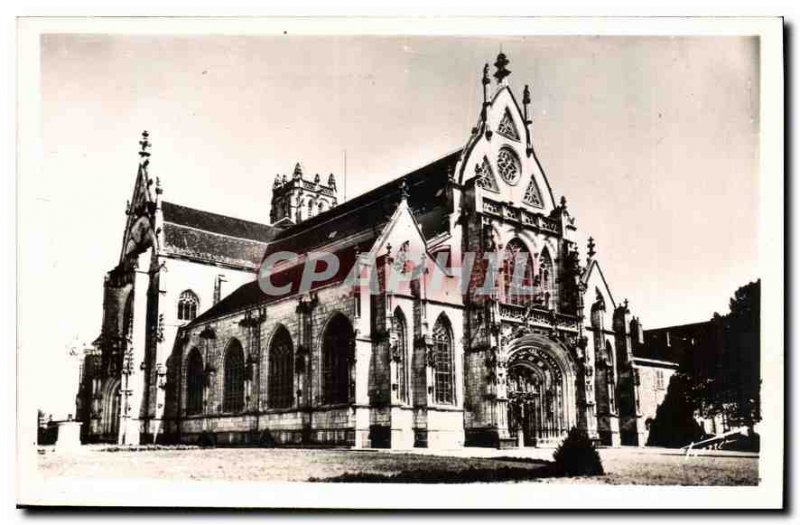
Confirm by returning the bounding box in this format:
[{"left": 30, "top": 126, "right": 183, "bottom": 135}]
[{"left": 36, "top": 445, "right": 759, "bottom": 485}]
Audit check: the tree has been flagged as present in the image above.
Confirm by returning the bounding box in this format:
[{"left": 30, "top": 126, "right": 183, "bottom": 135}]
[{"left": 692, "top": 280, "right": 760, "bottom": 428}]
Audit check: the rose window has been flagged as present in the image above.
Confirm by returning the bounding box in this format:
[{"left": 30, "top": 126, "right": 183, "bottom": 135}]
[{"left": 497, "top": 148, "right": 521, "bottom": 185}]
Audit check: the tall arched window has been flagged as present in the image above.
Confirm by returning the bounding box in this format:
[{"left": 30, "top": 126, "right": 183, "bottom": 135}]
[
  {"left": 223, "top": 340, "right": 245, "bottom": 413},
  {"left": 392, "top": 309, "right": 409, "bottom": 403},
  {"left": 503, "top": 239, "right": 535, "bottom": 307},
  {"left": 268, "top": 326, "right": 294, "bottom": 409},
  {"left": 178, "top": 290, "right": 199, "bottom": 321},
  {"left": 186, "top": 348, "right": 204, "bottom": 415},
  {"left": 539, "top": 249, "right": 554, "bottom": 309},
  {"left": 307, "top": 199, "right": 315, "bottom": 218},
  {"left": 322, "top": 314, "right": 354, "bottom": 405},
  {"left": 432, "top": 314, "right": 455, "bottom": 405}
]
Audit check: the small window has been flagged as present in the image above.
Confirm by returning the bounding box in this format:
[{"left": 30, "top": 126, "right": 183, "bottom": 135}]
[
  {"left": 178, "top": 290, "right": 199, "bottom": 321},
  {"left": 655, "top": 369, "right": 665, "bottom": 390}
]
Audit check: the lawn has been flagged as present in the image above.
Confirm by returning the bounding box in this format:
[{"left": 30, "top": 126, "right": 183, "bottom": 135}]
[{"left": 36, "top": 446, "right": 759, "bottom": 485}]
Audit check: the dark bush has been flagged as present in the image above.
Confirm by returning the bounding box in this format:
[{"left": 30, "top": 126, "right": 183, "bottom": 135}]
[{"left": 552, "top": 427, "right": 604, "bottom": 477}]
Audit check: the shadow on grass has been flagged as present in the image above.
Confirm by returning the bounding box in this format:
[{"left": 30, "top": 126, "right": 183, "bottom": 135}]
[{"left": 309, "top": 459, "right": 565, "bottom": 484}]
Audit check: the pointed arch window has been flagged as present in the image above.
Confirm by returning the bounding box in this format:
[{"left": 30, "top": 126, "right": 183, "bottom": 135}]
[
  {"left": 474, "top": 157, "right": 499, "bottom": 192},
  {"left": 432, "top": 315, "right": 455, "bottom": 405},
  {"left": 497, "top": 108, "right": 520, "bottom": 141},
  {"left": 223, "top": 340, "right": 245, "bottom": 413},
  {"left": 178, "top": 290, "right": 199, "bottom": 321},
  {"left": 392, "top": 309, "right": 409, "bottom": 403},
  {"left": 322, "top": 314, "right": 354, "bottom": 405},
  {"left": 503, "top": 239, "right": 535, "bottom": 307},
  {"left": 186, "top": 348, "right": 204, "bottom": 415},
  {"left": 268, "top": 326, "right": 294, "bottom": 409},
  {"left": 523, "top": 176, "right": 544, "bottom": 208}
]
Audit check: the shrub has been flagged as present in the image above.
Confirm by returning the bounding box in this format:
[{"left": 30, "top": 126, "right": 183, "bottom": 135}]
[{"left": 552, "top": 427, "right": 604, "bottom": 477}]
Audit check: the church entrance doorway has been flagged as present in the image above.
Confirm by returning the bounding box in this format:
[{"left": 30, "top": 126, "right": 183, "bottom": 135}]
[{"left": 505, "top": 340, "right": 575, "bottom": 447}]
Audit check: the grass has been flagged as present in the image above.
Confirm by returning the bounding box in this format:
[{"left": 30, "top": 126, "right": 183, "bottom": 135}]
[{"left": 36, "top": 446, "right": 759, "bottom": 485}]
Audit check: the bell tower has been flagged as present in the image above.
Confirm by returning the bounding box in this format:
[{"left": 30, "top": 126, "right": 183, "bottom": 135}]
[{"left": 270, "top": 163, "right": 338, "bottom": 226}]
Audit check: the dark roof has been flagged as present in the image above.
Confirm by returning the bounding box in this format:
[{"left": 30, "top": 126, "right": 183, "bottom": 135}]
[
  {"left": 188, "top": 149, "right": 461, "bottom": 325},
  {"left": 263, "top": 150, "right": 461, "bottom": 259},
  {"left": 189, "top": 244, "right": 368, "bottom": 327},
  {"left": 162, "top": 201, "right": 279, "bottom": 243},
  {"left": 161, "top": 202, "right": 279, "bottom": 270}
]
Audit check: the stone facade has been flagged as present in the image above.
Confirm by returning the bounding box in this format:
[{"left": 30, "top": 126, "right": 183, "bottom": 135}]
[{"left": 77, "top": 54, "right": 676, "bottom": 448}]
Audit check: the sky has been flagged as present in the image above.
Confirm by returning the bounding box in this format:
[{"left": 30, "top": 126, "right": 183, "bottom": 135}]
[{"left": 25, "top": 34, "right": 759, "bottom": 418}]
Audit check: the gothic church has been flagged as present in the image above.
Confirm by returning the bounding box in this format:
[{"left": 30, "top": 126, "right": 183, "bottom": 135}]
[{"left": 76, "top": 54, "right": 677, "bottom": 449}]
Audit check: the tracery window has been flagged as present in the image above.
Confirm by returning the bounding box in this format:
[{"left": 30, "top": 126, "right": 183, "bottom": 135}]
[
  {"left": 178, "top": 290, "right": 199, "bottom": 321},
  {"left": 432, "top": 315, "right": 455, "bottom": 405},
  {"left": 503, "top": 239, "right": 535, "bottom": 307},
  {"left": 186, "top": 348, "right": 204, "bottom": 415},
  {"left": 523, "top": 176, "right": 544, "bottom": 208},
  {"left": 392, "top": 309, "right": 409, "bottom": 403},
  {"left": 474, "top": 157, "right": 499, "bottom": 192},
  {"left": 268, "top": 326, "right": 294, "bottom": 409},
  {"left": 497, "top": 109, "right": 520, "bottom": 140},
  {"left": 322, "top": 314, "right": 354, "bottom": 405},
  {"left": 497, "top": 148, "right": 521, "bottom": 185},
  {"left": 222, "top": 340, "right": 245, "bottom": 413}
]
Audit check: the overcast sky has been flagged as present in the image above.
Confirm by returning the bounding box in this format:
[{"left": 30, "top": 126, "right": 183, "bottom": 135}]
[{"left": 28, "top": 34, "right": 758, "bottom": 417}]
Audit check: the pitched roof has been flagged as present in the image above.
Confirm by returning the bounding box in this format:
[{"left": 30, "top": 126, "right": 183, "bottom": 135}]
[
  {"left": 187, "top": 149, "right": 462, "bottom": 325},
  {"left": 162, "top": 202, "right": 278, "bottom": 242},
  {"left": 263, "top": 149, "right": 461, "bottom": 259},
  {"left": 161, "top": 202, "right": 279, "bottom": 270}
]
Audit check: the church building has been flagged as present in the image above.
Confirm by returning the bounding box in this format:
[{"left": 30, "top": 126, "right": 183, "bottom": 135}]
[{"left": 76, "top": 54, "right": 675, "bottom": 449}]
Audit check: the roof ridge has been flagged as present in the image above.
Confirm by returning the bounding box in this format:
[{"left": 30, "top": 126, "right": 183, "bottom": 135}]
[{"left": 162, "top": 201, "right": 271, "bottom": 229}]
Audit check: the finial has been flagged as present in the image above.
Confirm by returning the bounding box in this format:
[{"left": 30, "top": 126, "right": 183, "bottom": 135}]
[
  {"left": 138, "top": 130, "right": 151, "bottom": 159},
  {"left": 560, "top": 195, "right": 568, "bottom": 211},
  {"left": 623, "top": 298, "right": 630, "bottom": 312},
  {"left": 493, "top": 52, "right": 511, "bottom": 84},
  {"left": 293, "top": 162, "right": 303, "bottom": 179},
  {"left": 328, "top": 173, "right": 337, "bottom": 190},
  {"left": 482, "top": 63, "right": 490, "bottom": 86},
  {"left": 523, "top": 84, "right": 531, "bottom": 106},
  {"left": 399, "top": 178, "right": 409, "bottom": 201},
  {"left": 155, "top": 176, "right": 163, "bottom": 195},
  {"left": 273, "top": 175, "right": 281, "bottom": 189},
  {"left": 587, "top": 236, "right": 596, "bottom": 259},
  {"left": 314, "top": 173, "right": 320, "bottom": 185}
]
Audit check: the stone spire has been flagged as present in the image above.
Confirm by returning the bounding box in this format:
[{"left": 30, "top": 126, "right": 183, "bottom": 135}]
[{"left": 493, "top": 52, "right": 511, "bottom": 84}]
